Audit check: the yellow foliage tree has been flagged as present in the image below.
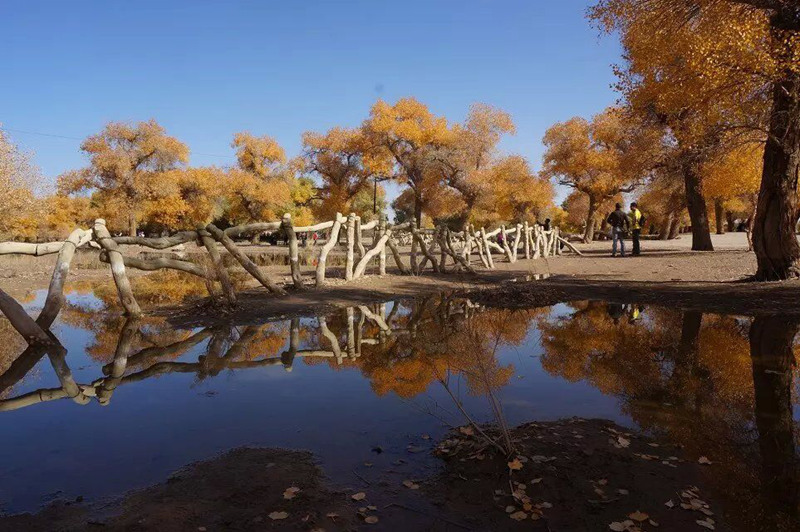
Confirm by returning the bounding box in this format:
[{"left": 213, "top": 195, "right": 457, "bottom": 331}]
[
  {"left": 363, "top": 98, "right": 456, "bottom": 228},
  {"left": 590, "top": 0, "right": 800, "bottom": 276},
  {"left": 542, "top": 107, "right": 657, "bottom": 242},
  {"left": 58, "top": 120, "right": 189, "bottom": 236},
  {"left": 0, "top": 128, "right": 44, "bottom": 240}
]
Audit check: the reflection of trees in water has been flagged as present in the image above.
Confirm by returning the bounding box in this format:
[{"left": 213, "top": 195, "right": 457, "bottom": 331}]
[{"left": 539, "top": 303, "right": 800, "bottom": 530}]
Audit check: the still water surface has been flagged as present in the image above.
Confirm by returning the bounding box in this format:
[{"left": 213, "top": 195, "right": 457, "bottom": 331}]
[{"left": 0, "top": 284, "right": 797, "bottom": 529}]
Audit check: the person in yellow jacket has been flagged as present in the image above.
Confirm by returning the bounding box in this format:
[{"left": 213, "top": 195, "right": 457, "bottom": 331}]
[{"left": 629, "top": 202, "right": 643, "bottom": 256}]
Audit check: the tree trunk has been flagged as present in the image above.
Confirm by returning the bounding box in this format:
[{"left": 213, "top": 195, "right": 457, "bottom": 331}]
[
  {"left": 582, "top": 196, "right": 597, "bottom": 244},
  {"left": 749, "top": 315, "right": 800, "bottom": 524},
  {"left": 726, "top": 211, "right": 735, "bottom": 233},
  {"left": 714, "top": 199, "right": 725, "bottom": 235},
  {"left": 128, "top": 212, "right": 137, "bottom": 238},
  {"left": 683, "top": 165, "right": 714, "bottom": 251},
  {"left": 668, "top": 217, "right": 682, "bottom": 240},
  {"left": 659, "top": 211, "right": 674, "bottom": 240},
  {"left": 414, "top": 193, "right": 423, "bottom": 229},
  {"left": 752, "top": 66, "right": 800, "bottom": 279}
]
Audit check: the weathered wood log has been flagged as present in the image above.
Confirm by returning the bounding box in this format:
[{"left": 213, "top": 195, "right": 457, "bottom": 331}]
[
  {"left": 523, "top": 222, "right": 531, "bottom": 259},
  {"left": 354, "top": 216, "right": 365, "bottom": 260},
  {"left": 500, "top": 225, "right": 514, "bottom": 262},
  {"left": 38, "top": 228, "right": 92, "bottom": 328},
  {"left": 197, "top": 227, "right": 237, "bottom": 305},
  {"left": 0, "top": 241, "right": 66, "bottom": 256},
  {"left": 0, "top": 288, "right": 54, "bottom": 345},
  {"left": 100, "top": 251, "right": 209, "bottom": 279},
  {"left": 557, "top": 236, "right": 582, "bottom": 255},
  {"left": 512, "top": 223, "right": 523, "bottom": 261},
  {"left": 316, "top": 213, "right": 345, "bottom": 286},
  {"left": 443, "top": 227, "right": 476, "bottom": 273},
  {"left": 386, "top": 237, "right": 409, "bottom": 275},
  {"left": 345, "top": 213, "right": 356, "bottom": 281},
  {"left": 481, "top": 227, "right": 495, "bottom": 268},
  {"left": 112, "top": 231, "right": 197, "bottom": 249},
  {"left": 206, "top": 224, "right": 286, "bottom": 295},
  {"left": 412, "top": 228, "right": 439, "bottom": 273},
  {"left": 294, "top": 220, "right": 335, "bottom": 233},
  {"left": 346, "top": 307, "right": 356, "bottom": 359},
  {"left": 378, "top": 218, "right": 387, "bottom": 275},
  {"left": 353, "top": 231, "right": 391, "bottom": 279},
  {"left": 103, "top": 328, "right": 214, "bottom": 374},
  {"left": 280, "top": 214, "right": 304, "bottom": 290},
  {"left": 223, "top": 221, "right": 282, "bottom": 240},
  {"left": 93, "top": 219, "right": 142, "bottom": 316}
]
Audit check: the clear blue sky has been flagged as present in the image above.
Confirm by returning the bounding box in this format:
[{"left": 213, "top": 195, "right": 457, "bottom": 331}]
[{"left": 0, "top": 0, "right": 621, "bottom": 203}]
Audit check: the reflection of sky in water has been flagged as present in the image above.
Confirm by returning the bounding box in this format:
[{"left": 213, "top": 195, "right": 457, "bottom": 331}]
[{"left": 0, "top": 291, "right": 737, "bottom": 514}]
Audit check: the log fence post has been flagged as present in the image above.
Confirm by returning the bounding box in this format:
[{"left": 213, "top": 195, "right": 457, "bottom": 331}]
[
  {"left": 281, "top": 214, "right": 304, "bottom": 289},
  {"left": 316, "top": 213, "right": 345, "bottom": 286},
  {"left": 197, "top": 226, "right": 237, "bottom": 306},
  {"left": 94, "top": 219, "right": 142, "bottom": 316},
  {"left": 345, "top": 213, "right": 356, "bottom": 281}
]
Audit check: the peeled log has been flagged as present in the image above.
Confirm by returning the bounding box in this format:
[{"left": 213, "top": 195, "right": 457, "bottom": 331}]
[
  {"left": 281, "top": 214, "right": 304, "bottom": 290},
  {"left": 0, "top": 288, "right": 54, "bottom": 345},
  {"left": 316, "top": 214, "right": 345, "bottom": 286},
  {"left": 93, "top": 219, "right": 142, "bottom": 316},
  {"left": 38, "top": 229, "right": 92, "bottom": 328},
  {"left": 197, "top": 227, "right": 237, "bottom": 305},
  {"left": 206, "top": 224, "right": 286, "bottom": 295}
]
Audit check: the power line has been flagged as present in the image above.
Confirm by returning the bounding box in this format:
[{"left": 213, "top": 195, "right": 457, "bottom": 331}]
[{"left": 0, "top": 126, "right": 232, "bottom": 159}]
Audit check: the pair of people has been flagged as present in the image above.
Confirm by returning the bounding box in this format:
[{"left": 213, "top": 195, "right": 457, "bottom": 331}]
[{"left": 607, "top": 202, "right": 643, "bottom": 257}]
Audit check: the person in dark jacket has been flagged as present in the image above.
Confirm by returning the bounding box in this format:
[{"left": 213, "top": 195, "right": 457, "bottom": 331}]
[{"left": 607, "top": 203, "right": 630, "bottom": 257}]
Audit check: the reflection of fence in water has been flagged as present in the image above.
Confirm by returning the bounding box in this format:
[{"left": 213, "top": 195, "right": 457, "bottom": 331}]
[{"left": 0, "top": 297, "right": 484, "bottom": 412}]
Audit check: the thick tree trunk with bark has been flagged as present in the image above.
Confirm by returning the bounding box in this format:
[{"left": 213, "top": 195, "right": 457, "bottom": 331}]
[
  {"left": 753, "top": 65, "right": 800, "bottom": 279},
  {"left": 726, "top": 211, "right": 735, "bottom": 233},
  {"left": 683, "top": 165, "right": 714, "bottom": 251},
  {"left": 668, "top": 217, "right": 682, "bottom": 239},
  {"left": 714, "top": 199, "right": 725, "bottom": 235},
  {"left": 583, "top": 196, "right": 597, "bottom": 243}
]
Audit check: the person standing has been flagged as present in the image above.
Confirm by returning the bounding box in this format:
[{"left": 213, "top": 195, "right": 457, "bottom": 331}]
[
  {"left": 629, "top": 202, "right": 643, "bottom": 256},
  {"left": 607, "top": 203, "right": 630, "bottom": 257}
]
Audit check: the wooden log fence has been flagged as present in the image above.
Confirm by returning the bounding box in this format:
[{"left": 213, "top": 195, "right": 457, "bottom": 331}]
[{"left": 0, "top": 214, "right": 572, "bottom": 333}]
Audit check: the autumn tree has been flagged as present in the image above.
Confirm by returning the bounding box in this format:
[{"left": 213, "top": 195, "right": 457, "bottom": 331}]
[
  {"left": 301, "top": 127, "right": 389, "bottom": 220},
  {"left": 542, "top": 107, "right": 658, "bottom": 242},
  {"left": 142, "top": 166, "right": 225, "bottom": 230},
  {"left": 590, "top": 0, "right": 800, "bottom": 276},
  {"left": 58, "top": 120, "right": 189, "bottom": 236},
  {"left": 0, "top": 128, "right": 45, "bottom": 240},
  {"left": 363, "top": 98, "right": 455, "bottom": 228},
  {"left": 700, "top": 142, "right": 763, "bottom": 236},
  {"left": 224, "top": 132, "right": 294, "bottom": 226}
]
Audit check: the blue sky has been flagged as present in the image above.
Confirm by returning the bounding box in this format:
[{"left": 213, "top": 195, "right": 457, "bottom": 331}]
[{"left": 0, "top": 0, "right": 622, "bottom": 203}]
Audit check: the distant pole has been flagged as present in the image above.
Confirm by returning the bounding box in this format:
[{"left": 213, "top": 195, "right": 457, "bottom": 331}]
[{"left": 373, "top": 175, "right": 378, "bottom": 214}]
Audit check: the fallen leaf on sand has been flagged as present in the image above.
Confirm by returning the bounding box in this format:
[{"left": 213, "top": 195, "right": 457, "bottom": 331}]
[
  {"left": 649, "top": 519, "right": 660, "bottom": 527},
  {"left": 698, "top": 456, "right": 713, "bottom": 465},
  {"left": 268, "top": 511, "right": 288, "bottom": 520},
  {"left": 364, "top": 516, "right": 379, "bottom": 524},
  {"left": 402, "top": 480, "right": 420, "bottom": 490},
  {"left": 609, "top": 522, "right": 626, "bottom": 531},
  {"left": 283, "top": 487, "right": 300, "bottom": 499},
  {"left": 617, "top": 436, "right": 631, "bottom": 448},
  {"left": 531, "top": 478, "right": 542, "bottom": 484},
  {"left": 617, "top": 489, "right": 629, "bottom": 495},
  {"left": 509, "top": 511, "right": 527, "bottom": 521},
  {"left": 505, "top": 506, "right": 516, "bottom": 513},
  {"left": 351, "top": 492, "right": 367, "bottom": 501},
  {"left": 665, "top": 500, "right": 675, "bottom": 508},
  {"left": 459, "top": 426, "right": 474, "bottom": 436},
  {"left": 508, "top": 458, "right": 523, "bottom": 471},
  {"left": 326, "top": 512, "right": 339, "bottom": 519},
  {"left": 629, "top": 510, "right": 649, "bottom": 522},
  {"left": 696, "top": 518, "right": 716, "bottom": 530},
  {"left": 367, "top": 505, "right": 377, "bottom": 510}
]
